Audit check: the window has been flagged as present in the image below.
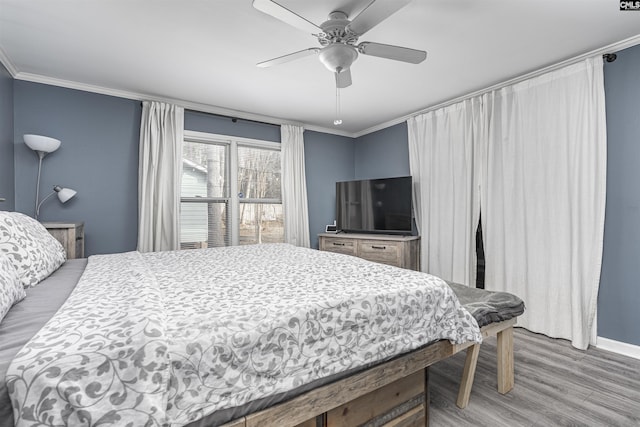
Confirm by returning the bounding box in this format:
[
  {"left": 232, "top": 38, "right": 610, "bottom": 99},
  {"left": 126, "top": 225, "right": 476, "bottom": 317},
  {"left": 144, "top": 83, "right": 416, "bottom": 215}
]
[{"left": 180, "top": 131, "right": 283, "bottom": 249}]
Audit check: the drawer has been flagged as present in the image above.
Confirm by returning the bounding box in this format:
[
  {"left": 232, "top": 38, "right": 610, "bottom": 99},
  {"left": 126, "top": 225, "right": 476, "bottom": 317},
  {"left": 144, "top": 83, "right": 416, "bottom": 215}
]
[
  {"left": 326, "top": 369, "right": 424, "bottom": 427},
  {"left": 320, "top": 237, "right": 357, "bottom": 256},
  {"left": 318, "top": 233, "right": 420, "bottom": 271},
  {"left": 358, "top": 240, "right": 401, "bottom": 266}
]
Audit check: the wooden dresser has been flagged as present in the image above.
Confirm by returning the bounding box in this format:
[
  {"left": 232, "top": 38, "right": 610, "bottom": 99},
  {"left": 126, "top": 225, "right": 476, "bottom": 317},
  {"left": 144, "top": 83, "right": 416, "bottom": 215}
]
[
  {"left": 42, "top": 221, "right": 85, "bottom": 259},
  {"left": 318, "top": 233, "right": 420, "bottom": 271}
]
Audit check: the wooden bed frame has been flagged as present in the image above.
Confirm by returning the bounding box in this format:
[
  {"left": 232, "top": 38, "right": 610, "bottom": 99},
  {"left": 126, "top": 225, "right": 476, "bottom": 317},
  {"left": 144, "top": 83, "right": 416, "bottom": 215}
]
[{"left": 220, "top": 318, "right": 517, "bottom": 427}]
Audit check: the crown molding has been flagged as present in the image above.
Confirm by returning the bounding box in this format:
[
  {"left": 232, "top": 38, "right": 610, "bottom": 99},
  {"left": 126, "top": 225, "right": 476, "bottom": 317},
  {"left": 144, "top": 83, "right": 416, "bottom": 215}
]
[
  {"left": 352, "top": 33, "right": 640, "bottom": 138},
  {"left": 11, "top": 71, "right": 355, "bottom": 138},
  {"left": 0, "top": 45, "right": 18, "bottom": 77}
]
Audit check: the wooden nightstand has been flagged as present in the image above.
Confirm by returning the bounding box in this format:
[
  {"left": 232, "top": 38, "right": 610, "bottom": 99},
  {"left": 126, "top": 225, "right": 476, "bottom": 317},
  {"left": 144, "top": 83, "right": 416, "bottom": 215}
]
[{"left": 42, "top": 222, "right": 85, "bottom": 259}]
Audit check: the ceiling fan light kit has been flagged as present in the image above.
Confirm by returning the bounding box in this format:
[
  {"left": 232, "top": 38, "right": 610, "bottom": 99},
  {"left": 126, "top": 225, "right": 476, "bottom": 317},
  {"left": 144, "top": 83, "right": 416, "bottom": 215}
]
[
  {"left": 253, "top": 0, "right": 426, "bottom": 125},
  {"left": 318, "top": 44, "right": 358, "bottom": 74}
]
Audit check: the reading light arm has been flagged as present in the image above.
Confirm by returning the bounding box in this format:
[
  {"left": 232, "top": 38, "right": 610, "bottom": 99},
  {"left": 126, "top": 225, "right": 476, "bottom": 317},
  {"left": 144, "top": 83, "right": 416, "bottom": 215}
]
[
  {"left": 35, "top": 185, "right": 77, "bottom": 220},
  {"left": 35, "top": 189, "right": 57, "bottom": 220}
]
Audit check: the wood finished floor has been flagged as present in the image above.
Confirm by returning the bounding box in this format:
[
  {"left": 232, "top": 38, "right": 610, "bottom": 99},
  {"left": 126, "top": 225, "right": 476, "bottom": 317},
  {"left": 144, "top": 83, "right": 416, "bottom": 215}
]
[{"left": 429, "top": 328, "right": 640, "bottom": 427}]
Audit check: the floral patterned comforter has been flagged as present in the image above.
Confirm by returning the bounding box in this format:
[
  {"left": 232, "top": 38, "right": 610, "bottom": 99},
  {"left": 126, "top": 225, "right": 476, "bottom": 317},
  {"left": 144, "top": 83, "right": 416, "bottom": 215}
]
[{"left": 7, "top": 244, "right": 481, "bottom": 426}]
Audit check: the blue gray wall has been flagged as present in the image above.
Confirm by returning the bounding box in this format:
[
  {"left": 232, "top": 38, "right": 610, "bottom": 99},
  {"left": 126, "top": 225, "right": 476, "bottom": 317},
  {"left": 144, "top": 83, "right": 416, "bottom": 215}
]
[
  {"left": 11, "top": 90, "right": 354, "bottom": 254},
  {"left": 305, "top": 130, "right": 355, "bottom": 249},
  {"left": 0, "top": 62, "right": 14, "bottom": 210},
  {"left": 599, "top": 44, "right": 640, "bottom": 346},
  {"left": 13, "top": 81, "right": 141, "bottom": 256},
  {"left": 354, "top": 122, "right": 410, "bottom": 179}
]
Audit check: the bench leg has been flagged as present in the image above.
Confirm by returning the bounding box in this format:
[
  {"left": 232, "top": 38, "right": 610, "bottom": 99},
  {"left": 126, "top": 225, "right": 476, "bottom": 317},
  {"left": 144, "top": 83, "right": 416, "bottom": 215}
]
[
  {"left": 497, "top": 326, "right": 514, "bottom": 394},
  {"left": 456, "top": 344, "right": 480, "bottom": 409}
]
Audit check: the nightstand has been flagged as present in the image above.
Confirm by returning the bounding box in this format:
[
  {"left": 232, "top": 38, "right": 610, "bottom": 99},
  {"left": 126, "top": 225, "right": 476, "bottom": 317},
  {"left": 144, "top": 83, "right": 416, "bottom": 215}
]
[{"left": 42, "top": 222, "right": 85, "bottom": 259}]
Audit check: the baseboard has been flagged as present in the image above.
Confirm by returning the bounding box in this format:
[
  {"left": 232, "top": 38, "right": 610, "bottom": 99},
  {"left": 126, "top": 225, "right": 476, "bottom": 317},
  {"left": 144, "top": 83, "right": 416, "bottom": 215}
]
[{"left": 596, "top": 336, "right": 640, "bottom": 360}]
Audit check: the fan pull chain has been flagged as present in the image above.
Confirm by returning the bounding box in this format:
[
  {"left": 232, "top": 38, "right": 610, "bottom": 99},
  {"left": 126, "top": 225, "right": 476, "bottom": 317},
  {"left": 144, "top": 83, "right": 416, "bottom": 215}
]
[{"left": 334, "top": 85, "right": 342, "bottom": 126}]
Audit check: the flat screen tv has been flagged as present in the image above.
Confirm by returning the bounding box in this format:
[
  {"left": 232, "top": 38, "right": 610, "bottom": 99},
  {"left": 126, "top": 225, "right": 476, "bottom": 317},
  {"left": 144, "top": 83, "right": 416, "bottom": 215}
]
[{"left": 336, "top": 176, "right": 413, "bottom": 234}]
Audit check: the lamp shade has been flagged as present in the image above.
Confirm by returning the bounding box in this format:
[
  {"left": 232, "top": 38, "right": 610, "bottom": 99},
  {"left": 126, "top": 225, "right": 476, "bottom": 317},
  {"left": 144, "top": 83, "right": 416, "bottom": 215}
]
[
  {"left": 53, "top": 186, "right": 77, "bottom": 203},
  {"left": 24, "top": 134, "right": 61, "bottom": 153}
]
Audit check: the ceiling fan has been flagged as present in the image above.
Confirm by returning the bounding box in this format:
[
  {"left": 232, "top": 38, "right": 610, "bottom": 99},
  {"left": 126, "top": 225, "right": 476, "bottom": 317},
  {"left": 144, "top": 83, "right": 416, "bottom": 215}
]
[{"left": 252, "top": 0, "right": 427, "bottom": 89}]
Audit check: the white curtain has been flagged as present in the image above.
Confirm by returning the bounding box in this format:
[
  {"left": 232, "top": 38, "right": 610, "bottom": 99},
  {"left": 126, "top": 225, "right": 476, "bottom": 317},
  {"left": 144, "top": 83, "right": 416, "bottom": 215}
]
[
  {"left": 407, "top": 99, "right": 483, "bottom": 285},
  {"left": 280, "top": 124, "right": 310, "bottom": 247},
  {"left": 481, "top": 57, "right": 607, "bottom": 349},
  {"left": 138, "top": 101, "right": 184, "bottom": 252}
]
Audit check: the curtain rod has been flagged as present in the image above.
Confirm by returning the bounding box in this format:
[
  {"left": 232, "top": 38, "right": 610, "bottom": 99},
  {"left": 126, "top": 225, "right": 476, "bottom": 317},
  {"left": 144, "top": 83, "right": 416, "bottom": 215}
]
[
  {"left": 138, "top": 102, "right": 280, "bottom": 128},
  {"left": 186, "top": 109, "right": 280, "bottom": 128}
]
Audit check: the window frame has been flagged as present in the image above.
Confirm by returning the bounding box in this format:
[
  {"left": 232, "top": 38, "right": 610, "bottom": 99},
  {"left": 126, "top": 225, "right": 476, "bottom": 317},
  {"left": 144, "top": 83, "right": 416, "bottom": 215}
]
[{"left": 181, "top": 130, "right": 282, "bottom": 247}]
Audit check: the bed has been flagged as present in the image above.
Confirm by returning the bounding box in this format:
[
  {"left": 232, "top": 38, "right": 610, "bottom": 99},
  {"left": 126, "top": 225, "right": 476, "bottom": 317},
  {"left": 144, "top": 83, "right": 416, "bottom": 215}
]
[{"left": 0, "top": 211, "right": 524, "bottom": 426}]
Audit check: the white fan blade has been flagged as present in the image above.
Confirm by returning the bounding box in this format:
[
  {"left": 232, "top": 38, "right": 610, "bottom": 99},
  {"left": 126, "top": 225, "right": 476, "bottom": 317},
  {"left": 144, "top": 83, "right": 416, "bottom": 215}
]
[
  {"left": 346, "top": 0, "right": 413, "bottom": 36},
  {"left": 336, "top": 69, "right": 352, "bottom": 88},
  {"left": 358, "top": 42, "right": 426, "bottom": 64},
  {"left": 257, "top": 48, "right": 320, "bottom": 68},
  {"left": 252, "top": 0, "right": 320, "bottom": 33}
]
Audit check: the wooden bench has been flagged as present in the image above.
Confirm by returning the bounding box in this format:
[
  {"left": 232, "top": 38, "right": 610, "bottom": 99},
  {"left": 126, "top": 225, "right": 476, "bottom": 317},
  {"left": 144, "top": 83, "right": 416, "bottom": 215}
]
[{"left": 453, "top": 318, "right": 517, "bottom": 408}]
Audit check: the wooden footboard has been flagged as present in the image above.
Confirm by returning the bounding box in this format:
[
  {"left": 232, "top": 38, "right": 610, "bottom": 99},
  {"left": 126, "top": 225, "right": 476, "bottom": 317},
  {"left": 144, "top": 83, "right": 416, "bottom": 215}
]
[
  {"left": 220, "top": 318, "right": 519, "bottom": 427},
  {"left": 220, "top": 339, "right": 458, "bottom": 427}
]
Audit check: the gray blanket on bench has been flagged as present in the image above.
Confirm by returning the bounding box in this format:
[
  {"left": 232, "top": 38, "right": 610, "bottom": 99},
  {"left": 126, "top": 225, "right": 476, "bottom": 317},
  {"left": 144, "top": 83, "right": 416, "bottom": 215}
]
[{"left": 447, "top": 281, "right": 525, "bottom": 328}]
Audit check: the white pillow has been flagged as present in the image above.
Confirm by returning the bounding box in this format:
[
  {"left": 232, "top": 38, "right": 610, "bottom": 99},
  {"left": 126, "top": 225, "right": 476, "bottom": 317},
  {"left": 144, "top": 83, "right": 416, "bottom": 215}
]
[
  {"left": 0, "top": 251, "right": 26, "bottom": 322},
  {"left": 0, "top": 211, "right": 66, "bottom": 287}
]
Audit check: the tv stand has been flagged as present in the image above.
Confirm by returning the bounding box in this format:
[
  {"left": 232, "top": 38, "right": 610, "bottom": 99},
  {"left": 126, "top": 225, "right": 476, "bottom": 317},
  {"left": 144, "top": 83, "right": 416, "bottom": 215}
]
[{"left": 318, "top": 233, "right": 420, "bottom": 271}]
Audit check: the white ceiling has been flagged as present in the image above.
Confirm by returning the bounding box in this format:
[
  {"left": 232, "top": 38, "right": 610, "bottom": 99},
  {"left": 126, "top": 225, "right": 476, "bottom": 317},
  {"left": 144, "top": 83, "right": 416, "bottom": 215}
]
[{"left": 1, "top": 0, "right": 639, "bottom": 137}]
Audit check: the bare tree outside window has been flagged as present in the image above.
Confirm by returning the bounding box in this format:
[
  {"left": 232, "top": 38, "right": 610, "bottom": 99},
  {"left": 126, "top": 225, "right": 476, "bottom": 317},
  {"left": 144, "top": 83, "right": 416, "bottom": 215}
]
[
  {"left": 180, "top": 135, "right": 283, "bottom": 248},
  {"left": 237, "top": 146, "right": 282, "bottom": 245},
  {"left": 206, "top": 145, "right": 226, "bottom": 247}
]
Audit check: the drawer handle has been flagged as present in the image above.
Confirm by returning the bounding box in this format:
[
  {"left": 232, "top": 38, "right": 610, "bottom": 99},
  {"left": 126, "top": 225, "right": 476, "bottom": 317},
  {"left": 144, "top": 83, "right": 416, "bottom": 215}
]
[
  {"left": 371, "top": 245, "right": 386, "bottom": 250},
  {"left": 332, "top": 242, "right": 346, "bottom": 247}
]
